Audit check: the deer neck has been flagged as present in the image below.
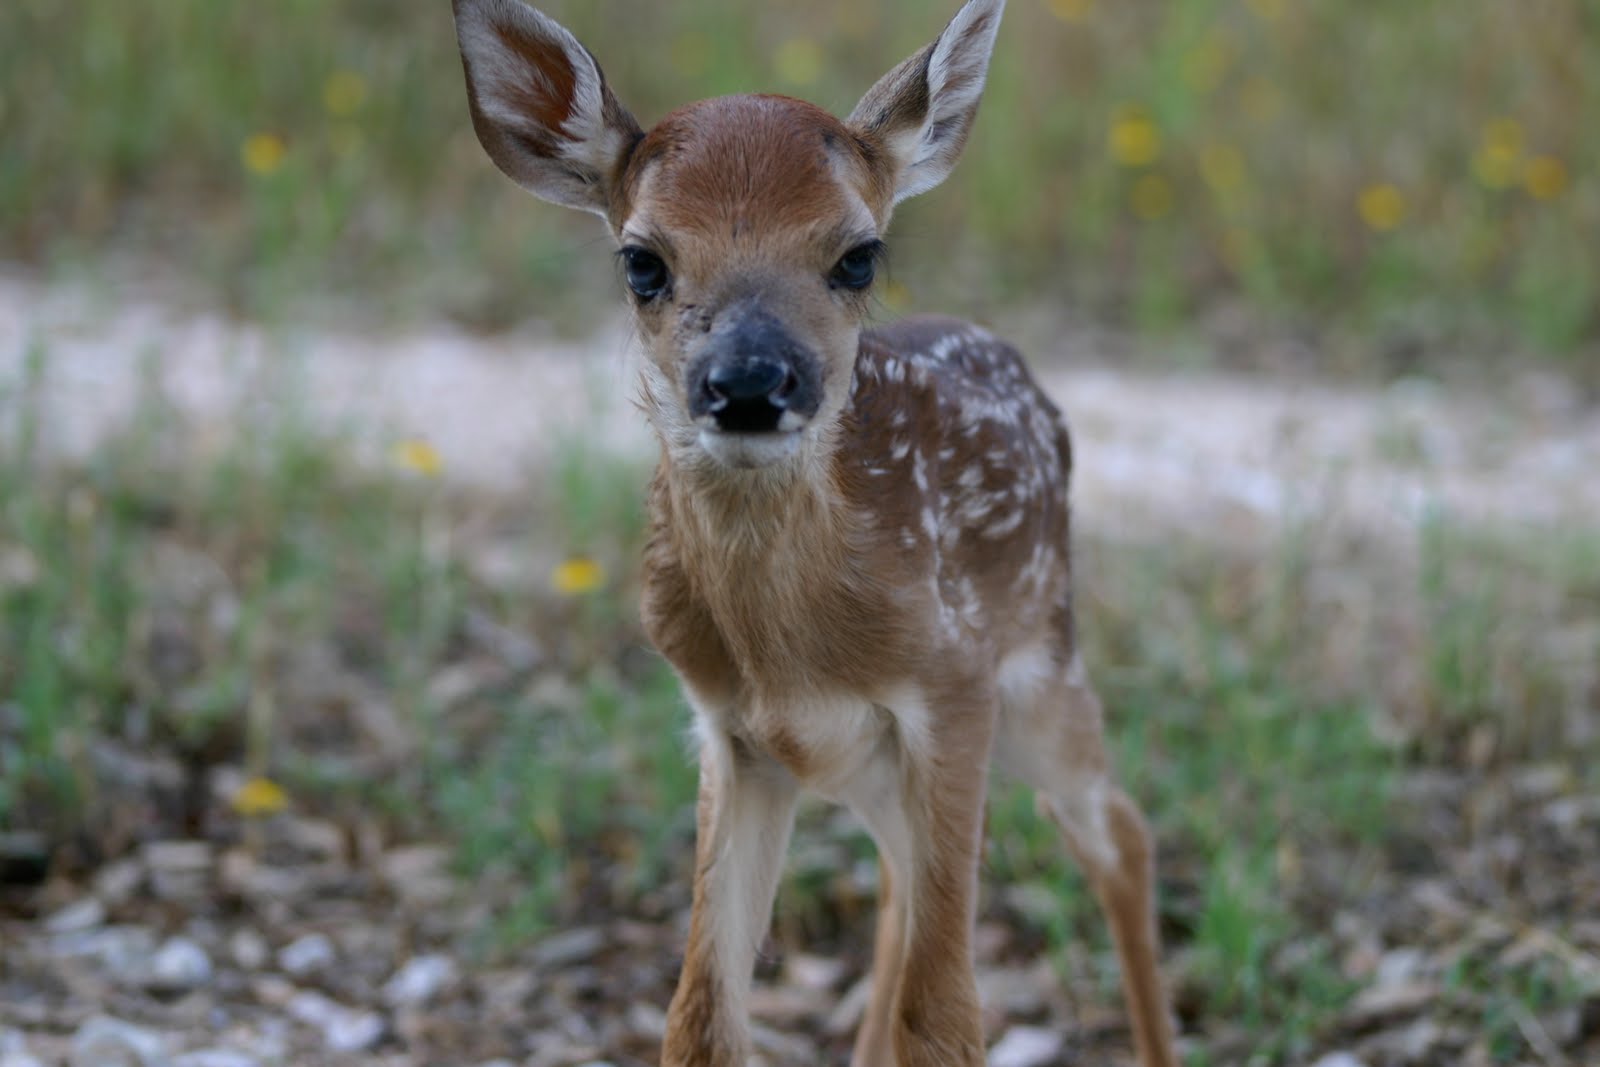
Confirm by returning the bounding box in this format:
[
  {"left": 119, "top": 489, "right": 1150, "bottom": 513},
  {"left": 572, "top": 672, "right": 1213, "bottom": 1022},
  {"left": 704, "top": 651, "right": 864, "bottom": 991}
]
[{"left": 659, "top": 436, "right": 853, "bottom": 572}]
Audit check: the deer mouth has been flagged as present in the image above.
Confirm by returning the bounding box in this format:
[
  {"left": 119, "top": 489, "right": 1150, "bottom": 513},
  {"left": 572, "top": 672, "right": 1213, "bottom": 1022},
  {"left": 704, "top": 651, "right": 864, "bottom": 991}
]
[{"left": 695, "top": 421, "right": 806, "bottom": 469}]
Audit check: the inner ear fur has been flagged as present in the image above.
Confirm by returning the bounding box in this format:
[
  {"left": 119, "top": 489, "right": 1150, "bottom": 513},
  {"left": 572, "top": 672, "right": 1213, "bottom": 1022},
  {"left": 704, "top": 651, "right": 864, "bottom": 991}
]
[
  {"left": 453, "top": 0, "right": 642, "bottom": 217},
  {"left": 848, "top": 0, "right": 1005, "bottom": 205}
]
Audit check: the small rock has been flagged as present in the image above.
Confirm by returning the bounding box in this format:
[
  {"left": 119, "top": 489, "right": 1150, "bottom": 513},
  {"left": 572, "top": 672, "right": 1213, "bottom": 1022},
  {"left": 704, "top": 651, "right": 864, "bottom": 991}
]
[
  {"left": 382, "top": 954, "right": 457, "bottom": 1008},
  {"left": 45, "top": 898, "right": 108, "bottom": 935},
  {"left": 63, "top": 925, "right": 159, "bottom": 986},
  {"left": 824, "top": 974, "right": 871, "bottom": 1037},
  {"left": 249, "top": 975, "right": 298, "bottom": 1008},
  {"left": 141, "top": 841, "right": 214, "bottom": 901},
  {"left": 977, "top": 963, "right": 1054, "bottom": 1016},
  {"left": 277, "top": 933, "right": 335, "bottom": 977},
  {"left": 1380, "top": 1017, "right": 1444, "bottom": 1061},
  {"left": 783, "top": 954, "right": 846, "bottom": 992},
  {"left": 989, "top": 1026, "right": 1065, "bottom": 1067},
  {"left": 93, "top": 859, "right": 144, "bottom": 907},
  {"left": 532, "top": 927, "right": 604, "bottom": 968},
  {"left": 381, "top": 845, "right": 456, "bottom": 906},
  {"left": 172, "top": 1052, "right": 259, "bottom": 1067},
  {"left": 286, "top": 992, "right": 384, "bottom": 1053},
  {"left": 1374, "top": 948, "right": 1427, "bottom": 987},
  {"left": 228, "top": 929, "right": 269, "bottom": 971},
  {"left": 281, "top": 818, "right": 345, "bottom": 863},
  {"left": 750, "top": 1022, "right": 816, "bottom": 1062},
  {"left": 1, "top": 1028, "right": 46, "bottom": 1067},
  {"left": 70, "top": 1016, "right": 170, "bottom": 1067},
  {"left": 1347, "top": 981, "right": 1439, "bottom": 1025},
  {"left": 1310, "top": 1054, "right": 1368, "bottom": 1067},
  {"left": 748, "top": 985, "right": 823, "bottom": 1025},
  {"left": 148, "top": 938, "right": 212, "bottom": 992},
  {"left": 626, "top": 1002, "right": 667, "bottom": 1041}
]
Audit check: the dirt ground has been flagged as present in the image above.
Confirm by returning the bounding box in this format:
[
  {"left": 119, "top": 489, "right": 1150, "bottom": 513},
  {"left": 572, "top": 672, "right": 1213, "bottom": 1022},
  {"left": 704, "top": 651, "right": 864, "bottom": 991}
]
[{"left": 5, "top": 272, "right": 1597, "bottom": 540}]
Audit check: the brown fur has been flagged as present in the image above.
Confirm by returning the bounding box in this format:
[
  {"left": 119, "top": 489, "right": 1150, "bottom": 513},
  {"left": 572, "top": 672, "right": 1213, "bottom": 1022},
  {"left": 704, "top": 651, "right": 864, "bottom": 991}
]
[{"left": 450, "top": 2, "right": 1179, "bottom": 1064}]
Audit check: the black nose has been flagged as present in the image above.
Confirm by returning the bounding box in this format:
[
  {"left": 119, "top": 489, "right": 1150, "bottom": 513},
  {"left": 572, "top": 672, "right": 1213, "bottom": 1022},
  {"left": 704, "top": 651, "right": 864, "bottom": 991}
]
[
  {"left": 702, "top": 358, "right": 798, "bottom": 433},
  {"left": 688, "top": 305, "right": 821, "bottom": 434},
  {"left": 708, "top": 357, "right": 791, "bottom": 403}
]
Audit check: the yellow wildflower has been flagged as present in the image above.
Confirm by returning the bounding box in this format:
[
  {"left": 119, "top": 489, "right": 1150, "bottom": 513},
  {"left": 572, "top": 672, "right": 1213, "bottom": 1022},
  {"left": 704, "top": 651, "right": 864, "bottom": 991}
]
[
  {"left": 1047, "top": 0, "right": 1095, "bottom": 23},
  {"left": 1523, "top": 155, "right": 1569, "bottom": 201},
  {"left": 775, "top": 38, "right": 823, "bottom": 87},
  {"left": 1130, "top": 175, "right": 1174, "bottom": 221},
  {"left": 1109, "top": 110, "right": 1162, "bottom": 167},
  {"left": 231, "top": 777, "right": 288, "bottom": 818},
  {"left": 393, "top": 439, "right": 444, "bottom": 477},
  {"left": 1246, "top": 0, "right": 1286, "bottom": 21},
  {"left": 1482, "top": 117, "right": 1524, "bottom": 155},
  {"left": 241, "top": 133, "right": 287, "bottom": 177},
  {"left": 1358, "top": 183, "right": 1406, "bottom": 232},
  {"left": 323, "top": 71, "right": 367, "bottom": 118},
  {"left": 1473, "top": 118, "right": 1524, "bottom": 189},
  {"left": 552, "top": 557, "right": 607, "bottom": 596}
]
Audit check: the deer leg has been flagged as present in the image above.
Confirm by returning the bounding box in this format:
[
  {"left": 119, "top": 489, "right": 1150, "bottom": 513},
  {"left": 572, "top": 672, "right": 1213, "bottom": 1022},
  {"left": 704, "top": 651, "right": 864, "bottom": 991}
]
[
  {"left": 998, "top": 658, "right": 1179, "bottom": 1067},
  {"left": 662, "top": 734, "right": 799, "bottom": 1067},
  {"left": 842, "top": 753, "right": 916, "bottom": 1067},
  {"left": 882, "top": 696, "right": 996, "bottom": 1067},
  {"left": 850, "top": 856, "right": 907, "bottom": 1067}
]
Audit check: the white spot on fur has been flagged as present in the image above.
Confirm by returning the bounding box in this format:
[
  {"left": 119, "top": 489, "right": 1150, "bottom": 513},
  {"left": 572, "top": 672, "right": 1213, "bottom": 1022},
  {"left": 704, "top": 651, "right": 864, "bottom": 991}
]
[
  {"left": 982, "top": 508, "right": 1025, "bottom": 539},
  {"left": 998, "top": 642, "right": 1055, "bottom": 709}
]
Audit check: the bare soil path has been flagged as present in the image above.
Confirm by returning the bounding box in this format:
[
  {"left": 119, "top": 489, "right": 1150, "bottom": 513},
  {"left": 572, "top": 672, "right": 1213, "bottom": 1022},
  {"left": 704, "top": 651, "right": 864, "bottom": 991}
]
[{"left": 5, "top": 273, "right": 1596, "bottom": 539}]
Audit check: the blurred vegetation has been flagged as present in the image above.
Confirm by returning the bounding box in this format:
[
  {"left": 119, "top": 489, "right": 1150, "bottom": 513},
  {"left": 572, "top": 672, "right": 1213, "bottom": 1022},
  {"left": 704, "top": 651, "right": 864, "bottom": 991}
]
[
  {"left": 2, "top": 0, "right": 1597, "bottom": 367},
  {"left": 4, "top": 348, "right": 1597, "bottom": 1058}
]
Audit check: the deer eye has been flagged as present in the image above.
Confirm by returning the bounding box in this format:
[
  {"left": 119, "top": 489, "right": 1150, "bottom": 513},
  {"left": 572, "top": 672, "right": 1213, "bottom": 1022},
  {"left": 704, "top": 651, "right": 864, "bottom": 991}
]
[
  {"left": 830, "top": 242, "right": 883, "bottom": 291},
  {"left": 621, "top": 247, "right": 670, "bottom": 301}
]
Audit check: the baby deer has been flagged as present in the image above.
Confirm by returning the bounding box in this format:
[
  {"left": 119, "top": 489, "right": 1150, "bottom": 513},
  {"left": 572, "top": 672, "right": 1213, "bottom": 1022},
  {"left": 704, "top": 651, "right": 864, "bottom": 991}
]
[{"left": 452, "top": 0, "right": 1178, "bottom": 1063}]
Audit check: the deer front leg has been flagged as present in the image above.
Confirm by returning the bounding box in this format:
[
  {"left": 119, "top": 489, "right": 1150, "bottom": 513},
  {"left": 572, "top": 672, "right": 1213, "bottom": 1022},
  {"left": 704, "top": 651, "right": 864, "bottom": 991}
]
[
  {"left": 848, "top": 690, "right": 995, "bottom": 1067},
  {"left": 663, "top": 730, "right": 799, "bottom": 1067}
]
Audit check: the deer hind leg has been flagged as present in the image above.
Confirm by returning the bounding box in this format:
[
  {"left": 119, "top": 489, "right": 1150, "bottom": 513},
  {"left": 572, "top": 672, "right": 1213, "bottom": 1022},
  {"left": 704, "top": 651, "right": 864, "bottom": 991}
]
[
  {"left": 996, "top": 651, "right": 1179, "bottom": 1067},
  {"left": 840, "top": 741, "right": 915, "bottom": 1067},
  {"left": 851, "top": 856, "right": 907, "bottom": 1067}
]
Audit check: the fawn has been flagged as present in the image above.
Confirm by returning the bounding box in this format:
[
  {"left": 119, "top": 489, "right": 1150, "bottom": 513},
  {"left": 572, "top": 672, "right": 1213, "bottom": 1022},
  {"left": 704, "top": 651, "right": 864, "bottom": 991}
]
[{"left": 452, "top": 0, "right": 1178, "bottom": 1063}]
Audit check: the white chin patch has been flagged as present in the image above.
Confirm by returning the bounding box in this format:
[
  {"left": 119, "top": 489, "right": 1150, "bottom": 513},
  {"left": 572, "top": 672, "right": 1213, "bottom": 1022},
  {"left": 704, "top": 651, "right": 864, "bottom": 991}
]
[{"left": 698, "top": 429, "right": 803, "bottom": 469}]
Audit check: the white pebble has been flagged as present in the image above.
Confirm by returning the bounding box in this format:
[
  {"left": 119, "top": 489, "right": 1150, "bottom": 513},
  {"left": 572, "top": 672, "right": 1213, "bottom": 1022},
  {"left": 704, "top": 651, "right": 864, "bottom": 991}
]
[
  {"left": 277, "top": 933, "right": 335, "bottom": 976},
  {"left": 148, "top": 938, "right": 212, "bottom": 992},
  {"left": 988, "top": 1026, "right": 1064, "bottom": 1067},
  {"left": 70, "top": 1016, "right": 170, "bottom": 1067},
  {"left": 383, "top": 954, "right": 458, "bottom": 1007}
]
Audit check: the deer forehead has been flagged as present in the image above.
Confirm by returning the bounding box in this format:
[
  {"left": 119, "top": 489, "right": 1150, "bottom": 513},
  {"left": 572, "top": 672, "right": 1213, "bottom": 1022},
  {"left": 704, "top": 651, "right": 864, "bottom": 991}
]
[{"left": 616, "top": 96, "right": 884, "bottom": 271}]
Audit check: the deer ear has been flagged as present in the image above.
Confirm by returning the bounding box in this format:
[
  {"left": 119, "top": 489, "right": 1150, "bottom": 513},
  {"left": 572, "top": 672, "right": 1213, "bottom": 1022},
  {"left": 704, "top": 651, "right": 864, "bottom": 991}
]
[
  {"left": 847, "top": 0, "right": 1004, "bottom": 205},
  {"left": 453, "top": 0, "right": 642, "bottom": 217}
]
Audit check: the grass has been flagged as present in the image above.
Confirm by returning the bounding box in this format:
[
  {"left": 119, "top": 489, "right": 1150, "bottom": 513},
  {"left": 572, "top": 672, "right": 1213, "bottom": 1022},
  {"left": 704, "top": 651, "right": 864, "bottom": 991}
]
[
  {"left": 2, "top": 0, "right": 1597, "bottom": 367},
  {"left": 4, "top": 345, "right": 1597, "bottom": 1060}
]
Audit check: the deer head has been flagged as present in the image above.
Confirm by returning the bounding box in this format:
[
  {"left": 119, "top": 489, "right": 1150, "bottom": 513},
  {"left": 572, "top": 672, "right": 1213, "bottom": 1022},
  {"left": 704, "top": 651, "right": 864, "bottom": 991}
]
[{"left": 453, "top": 0, "right": 1005, "bottom": 473}]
